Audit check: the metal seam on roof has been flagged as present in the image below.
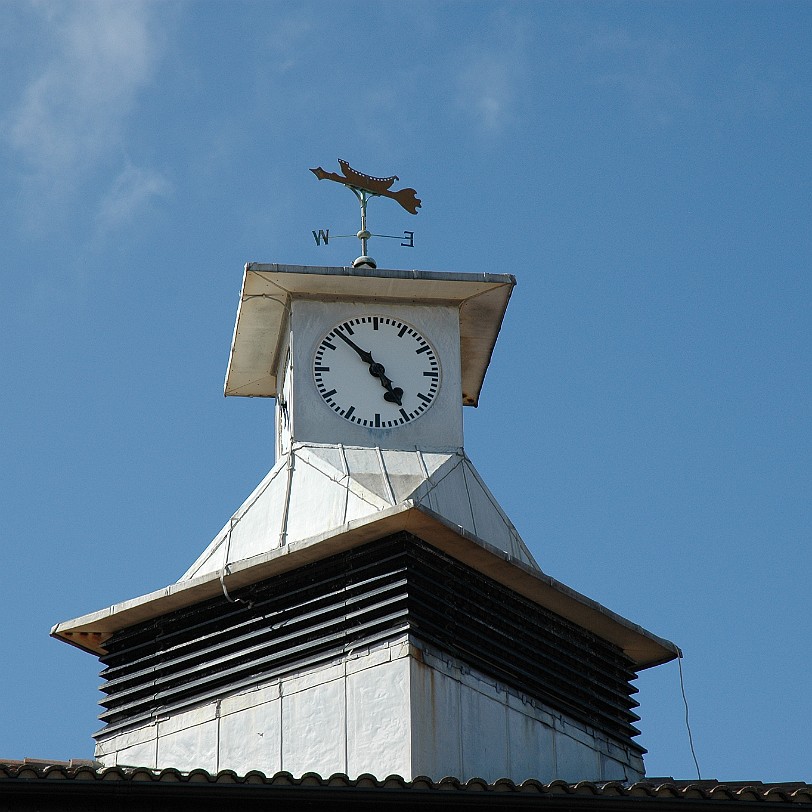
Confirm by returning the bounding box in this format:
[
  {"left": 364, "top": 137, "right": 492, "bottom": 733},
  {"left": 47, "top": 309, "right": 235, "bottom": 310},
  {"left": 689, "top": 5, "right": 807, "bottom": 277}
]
[{"left": 179, "top": 444, "right": 534, "bottom": 585}]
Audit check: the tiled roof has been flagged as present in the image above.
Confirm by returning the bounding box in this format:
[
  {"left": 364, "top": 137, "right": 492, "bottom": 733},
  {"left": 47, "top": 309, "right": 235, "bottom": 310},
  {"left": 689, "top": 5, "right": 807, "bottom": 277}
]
[{"left": 1, "top": 762, "right": 811, "bottom": 806}]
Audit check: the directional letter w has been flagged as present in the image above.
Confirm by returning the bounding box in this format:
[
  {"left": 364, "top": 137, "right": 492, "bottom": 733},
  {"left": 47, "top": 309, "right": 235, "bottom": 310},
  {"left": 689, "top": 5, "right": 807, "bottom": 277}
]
[{"left": 312, "top": 229, "right": 329, "bottom": 246}]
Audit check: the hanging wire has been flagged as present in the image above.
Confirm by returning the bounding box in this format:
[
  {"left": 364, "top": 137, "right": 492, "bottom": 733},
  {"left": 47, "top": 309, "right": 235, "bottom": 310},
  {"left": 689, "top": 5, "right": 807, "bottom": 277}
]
[
  {"left": 677, "top": 653, "right": 702, "bottom": 780},
  {"left": 219, "top": 518, "right": 253, "bottom": 608}
]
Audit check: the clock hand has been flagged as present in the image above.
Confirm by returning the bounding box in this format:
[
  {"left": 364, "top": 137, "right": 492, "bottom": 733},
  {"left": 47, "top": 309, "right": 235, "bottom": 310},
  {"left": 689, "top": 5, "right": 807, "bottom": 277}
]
[
  {"left": 334, "top": 329, "right": 404, "bottom": 406},
  {"left": 334, "top": 329, "right": 374, "bottom": 364},
  {"left": 369, "top": 363, "right": 403, "bottom": 406}
]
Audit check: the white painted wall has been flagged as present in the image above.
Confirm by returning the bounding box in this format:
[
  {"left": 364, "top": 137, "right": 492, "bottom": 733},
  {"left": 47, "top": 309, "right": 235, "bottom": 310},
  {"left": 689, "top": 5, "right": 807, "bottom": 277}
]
[
  {"left": 286, "top": 299, "right": 464, "bottom": 450},
  {"left": 409, "top": 644, "right": 643, "bottom": 783},
  {"left": 96, "top": 636, "right": 644, "bottom": 783}
]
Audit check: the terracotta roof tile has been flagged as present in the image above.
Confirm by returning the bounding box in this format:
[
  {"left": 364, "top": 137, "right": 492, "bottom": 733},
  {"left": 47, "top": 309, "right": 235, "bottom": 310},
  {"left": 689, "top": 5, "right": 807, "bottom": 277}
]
[{"left": 1, "top": 762, "right": 811, "bottom": 803}]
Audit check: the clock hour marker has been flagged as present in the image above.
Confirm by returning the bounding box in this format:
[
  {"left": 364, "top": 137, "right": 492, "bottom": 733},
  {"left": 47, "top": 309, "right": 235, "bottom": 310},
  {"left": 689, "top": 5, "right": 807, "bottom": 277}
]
[
  {"left": 398, "top": 325, "right": 408, "bottom": 338},
  {"left": 315, "top": 366, "right": 330, "bottom": 372},
  {"left": 323, "top": 341, "right": 336, "bottom": 351},
  {"left": 373, "top": 316, "right": 379, "bottom": 330},
  {"left": 345, "top": 405, "right": 355, "bottom": 419},
  {"left": 343, "top": 324, "right": 354, "bottom": 335},
  {"left": 417, "top": 392, "right": 432, "bottom": 403},
  {"left": 423, "top": 370, "right": 438, "bottom": 378},
  {"left": 399, "top": 408, "right": 409, "bottom": 421},
  {"left": 323, "top": 389, "right": 337, "bottom": 398},
  {"left": 415, "top": 345, "right": 429, "bottom": 354},
  {"left": 375, "top": 413, "right": 381, "bottom": 427}
]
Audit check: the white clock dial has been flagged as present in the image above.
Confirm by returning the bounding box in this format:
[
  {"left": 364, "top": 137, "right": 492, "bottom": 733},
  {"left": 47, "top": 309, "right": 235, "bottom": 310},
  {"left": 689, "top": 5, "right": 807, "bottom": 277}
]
[{"left": 313, "top": 316, "right": 441, "bottom": 428}]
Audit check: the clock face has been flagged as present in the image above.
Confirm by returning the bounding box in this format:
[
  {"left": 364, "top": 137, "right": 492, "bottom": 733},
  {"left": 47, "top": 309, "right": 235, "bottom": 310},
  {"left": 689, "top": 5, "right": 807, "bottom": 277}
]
[{"left": 313, "top": 316, "right": 441, "bottom": 428}]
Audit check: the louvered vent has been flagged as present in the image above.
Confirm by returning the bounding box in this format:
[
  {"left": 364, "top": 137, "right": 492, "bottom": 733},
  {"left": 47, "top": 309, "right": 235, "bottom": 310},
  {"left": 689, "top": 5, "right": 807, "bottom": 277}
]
[{"left": 98, "top": 534, "right": 641, "bottom": 750}]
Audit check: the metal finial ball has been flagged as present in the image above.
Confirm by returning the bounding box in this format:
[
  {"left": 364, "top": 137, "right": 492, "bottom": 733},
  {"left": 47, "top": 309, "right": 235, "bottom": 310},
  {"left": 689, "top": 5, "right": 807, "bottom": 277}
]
[{"left": 353, "top": 256, "right": 377, "bottom": 269}]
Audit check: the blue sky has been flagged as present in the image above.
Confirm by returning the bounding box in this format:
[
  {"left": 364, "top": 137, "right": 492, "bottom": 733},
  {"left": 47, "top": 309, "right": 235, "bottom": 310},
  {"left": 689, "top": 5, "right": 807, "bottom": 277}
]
[{"left": 1, "top": 0, "right": 810, "bottom": 782}]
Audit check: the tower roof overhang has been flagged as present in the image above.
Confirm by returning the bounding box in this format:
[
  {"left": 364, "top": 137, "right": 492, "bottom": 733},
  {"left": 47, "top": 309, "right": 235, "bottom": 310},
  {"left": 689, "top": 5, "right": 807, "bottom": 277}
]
[
  {"left": 51, "top": 501, "right": 679, "bottom": 669},
  {"left": 223, "top": 263, "right": 515, "bottom": 406}
]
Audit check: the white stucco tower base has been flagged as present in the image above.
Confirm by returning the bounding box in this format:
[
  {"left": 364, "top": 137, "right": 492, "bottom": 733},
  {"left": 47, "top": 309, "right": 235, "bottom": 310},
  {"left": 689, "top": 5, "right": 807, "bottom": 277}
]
[{"left": 94, "top": 634, "right": 644, "bottom": 783}]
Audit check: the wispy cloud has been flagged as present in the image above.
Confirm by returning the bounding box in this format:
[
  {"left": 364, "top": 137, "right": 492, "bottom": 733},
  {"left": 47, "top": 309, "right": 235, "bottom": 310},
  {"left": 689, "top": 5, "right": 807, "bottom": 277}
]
[
  {"left": 456, "top": 56, "right": 518, "bottom": 133},
  {"left": 450, "top": 10, "right": 531, "bottom": 136},
  {"left": 96, "top": 164, "right": 173, "bottom": 233},
  {"left": 5, "top": 0, "right": 166, "bottom": 233}
]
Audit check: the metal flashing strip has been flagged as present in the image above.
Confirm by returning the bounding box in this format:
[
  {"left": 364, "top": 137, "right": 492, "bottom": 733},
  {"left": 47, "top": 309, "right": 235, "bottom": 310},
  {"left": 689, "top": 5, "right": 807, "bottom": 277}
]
[{"left": 96, "top": 535, "right": 643, "bottom": 750}]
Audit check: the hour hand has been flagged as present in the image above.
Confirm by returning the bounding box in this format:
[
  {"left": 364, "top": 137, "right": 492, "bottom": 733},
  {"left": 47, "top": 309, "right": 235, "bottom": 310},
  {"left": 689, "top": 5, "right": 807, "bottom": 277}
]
[{"left": 369, "top": 362, "right": 403, "bottom": 406}]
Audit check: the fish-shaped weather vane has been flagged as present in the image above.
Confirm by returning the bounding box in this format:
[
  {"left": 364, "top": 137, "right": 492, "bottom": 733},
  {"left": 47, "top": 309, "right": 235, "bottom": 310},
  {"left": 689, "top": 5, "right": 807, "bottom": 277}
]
[
  {"left": 311, "top": 159, "right": 421, "bottom": 214},
  {"left": 310, "top": 159, "right": 420, "bottom": 268}
]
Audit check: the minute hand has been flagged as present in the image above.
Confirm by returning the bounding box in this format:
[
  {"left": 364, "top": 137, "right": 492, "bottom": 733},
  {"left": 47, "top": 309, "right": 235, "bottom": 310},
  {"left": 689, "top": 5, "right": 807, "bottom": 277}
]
[{"left": 334, "top": 329, "right": 375, "bottom": 364}]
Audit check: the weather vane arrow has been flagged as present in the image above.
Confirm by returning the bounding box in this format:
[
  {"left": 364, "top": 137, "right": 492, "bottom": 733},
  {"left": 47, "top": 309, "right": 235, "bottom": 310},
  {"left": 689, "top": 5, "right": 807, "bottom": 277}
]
[{"left": 310, "top": 159, "right": 420, "bottom": 268}]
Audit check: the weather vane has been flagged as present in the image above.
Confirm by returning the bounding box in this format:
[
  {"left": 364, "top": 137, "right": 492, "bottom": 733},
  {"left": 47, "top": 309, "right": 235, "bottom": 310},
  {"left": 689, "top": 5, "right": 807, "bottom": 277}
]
[{"left": 310, "top": 159, "right": 421, "bottom": 268}]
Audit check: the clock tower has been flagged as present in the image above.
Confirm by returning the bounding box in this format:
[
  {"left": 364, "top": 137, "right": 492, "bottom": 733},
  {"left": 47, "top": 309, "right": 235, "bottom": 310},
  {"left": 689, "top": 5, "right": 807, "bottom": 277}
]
[
  {"left": 172, "top": 261, "right": 540, "bottom": 580},
  {"left": 52, "top": 166, "right": 679, "bottom": 784}
]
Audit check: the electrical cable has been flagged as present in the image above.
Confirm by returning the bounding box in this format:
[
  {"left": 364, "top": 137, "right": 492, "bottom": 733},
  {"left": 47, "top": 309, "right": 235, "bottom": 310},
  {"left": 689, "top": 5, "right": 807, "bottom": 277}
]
[
  {"left": 219, "top": 517, "right": 253, "bottom": 608},
  {"left": 677, "top": 653, "right": 702, "bottom": 780}
]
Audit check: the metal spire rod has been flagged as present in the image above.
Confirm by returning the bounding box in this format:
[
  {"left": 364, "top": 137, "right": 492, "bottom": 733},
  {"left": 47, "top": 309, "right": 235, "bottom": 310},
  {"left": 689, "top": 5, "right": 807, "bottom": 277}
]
[{"left": 350, "top": 186, "right": 373, "bottom": 261}]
